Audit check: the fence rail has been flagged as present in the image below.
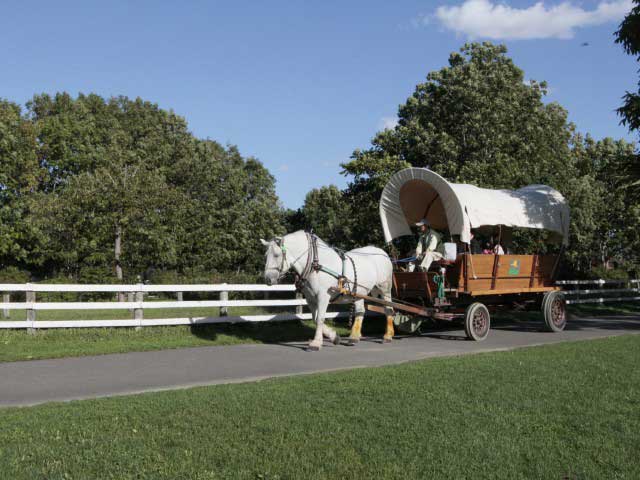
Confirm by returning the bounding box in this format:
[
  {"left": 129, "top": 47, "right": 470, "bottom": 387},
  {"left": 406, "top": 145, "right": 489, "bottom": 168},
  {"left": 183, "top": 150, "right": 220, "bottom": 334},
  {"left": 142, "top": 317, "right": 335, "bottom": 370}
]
[
  {"left": 1, "top": 279, "right": 638, "bottom": 330},
  {"left": 558, "top": 279, "right": 639, "bottom": 305},
  {"left": 0, "top": 283, "right": 349, "bottom": 330}
]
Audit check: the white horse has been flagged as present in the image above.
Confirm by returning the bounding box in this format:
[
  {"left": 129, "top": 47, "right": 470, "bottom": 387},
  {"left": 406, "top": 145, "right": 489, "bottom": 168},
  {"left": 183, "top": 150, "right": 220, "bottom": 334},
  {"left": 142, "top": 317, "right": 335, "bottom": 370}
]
[{"left": 261, "top": 230, "right": 395, "bottom": 351}]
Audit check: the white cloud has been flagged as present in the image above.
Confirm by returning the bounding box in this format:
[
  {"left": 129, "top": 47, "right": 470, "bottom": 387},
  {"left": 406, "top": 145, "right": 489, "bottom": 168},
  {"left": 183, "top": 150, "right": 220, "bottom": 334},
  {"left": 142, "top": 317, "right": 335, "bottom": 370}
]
[
  {"left": 379, "top": 116, "right": 399, "bottom": 130},
  {"left": 434, "top": 0, "right": 632, "bottom": 40}
]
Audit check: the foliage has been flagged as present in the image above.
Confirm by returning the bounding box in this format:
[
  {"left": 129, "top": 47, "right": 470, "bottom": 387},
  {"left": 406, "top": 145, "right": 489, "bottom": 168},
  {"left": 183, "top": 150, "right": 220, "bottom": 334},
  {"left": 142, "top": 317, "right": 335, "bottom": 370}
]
[
  {"left": 0, "top": 93, "right": 285, "bottom": 281},
  {"left": 336, "top": 42, "right": 638, "bottom": 276},
  {"left": 341, "top": 42, "right": 575, "bottom": 248},
  {"left": 586, "top": 266, "right": 629, "bottom": 281},
  {"left": 0, "top": 266, "right": 30, "bottom": 283},
  {"left": 0, "top": 100, "right": 40, "bottom": 267},
  {"left": 299, "top": 185, "right": 352, "bottom": 248},
  {"left": 615, "top": 0, "right": 640, "bottom": 199},
  {"left": 564, "top": 135, "right": 638, "bottom": 274}
]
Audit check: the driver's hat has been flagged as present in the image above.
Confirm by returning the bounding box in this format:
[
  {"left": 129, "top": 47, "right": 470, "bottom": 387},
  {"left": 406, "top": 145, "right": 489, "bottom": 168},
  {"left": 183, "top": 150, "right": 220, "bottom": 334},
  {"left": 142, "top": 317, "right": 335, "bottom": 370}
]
[{"left": 415, "top": 219, "right": 430, "bottom": 227}]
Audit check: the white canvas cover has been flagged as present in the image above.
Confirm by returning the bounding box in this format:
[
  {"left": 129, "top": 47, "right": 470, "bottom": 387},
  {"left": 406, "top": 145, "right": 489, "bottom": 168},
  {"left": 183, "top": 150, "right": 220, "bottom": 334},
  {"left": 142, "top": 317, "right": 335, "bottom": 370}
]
[{"left": 379, "top": 168, "right": 570, "bottom": 245}]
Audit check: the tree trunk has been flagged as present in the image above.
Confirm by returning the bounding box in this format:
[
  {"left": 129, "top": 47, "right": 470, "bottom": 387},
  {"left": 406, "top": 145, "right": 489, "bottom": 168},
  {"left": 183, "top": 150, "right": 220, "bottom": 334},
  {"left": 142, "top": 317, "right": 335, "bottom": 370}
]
[{"left": 115, "top": 223, "right": 124, "bottom": 301}]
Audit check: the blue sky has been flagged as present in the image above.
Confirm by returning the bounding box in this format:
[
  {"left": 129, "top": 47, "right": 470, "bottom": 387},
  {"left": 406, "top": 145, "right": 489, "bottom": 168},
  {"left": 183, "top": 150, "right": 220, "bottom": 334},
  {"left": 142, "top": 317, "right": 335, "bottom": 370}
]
[{"left": 1, "top": 0, "right": 636, "bottom": 208}]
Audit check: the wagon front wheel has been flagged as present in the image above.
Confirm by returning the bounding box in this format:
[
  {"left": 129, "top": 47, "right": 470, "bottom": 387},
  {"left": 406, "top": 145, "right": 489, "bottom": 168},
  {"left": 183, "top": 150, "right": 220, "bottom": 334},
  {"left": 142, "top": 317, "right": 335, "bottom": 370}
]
[
  {"left": 543, "top": 291, "right": 566, "bottom": 332},
  {"left": 464, "top": 302, "right": 490, "bottom": 341}
]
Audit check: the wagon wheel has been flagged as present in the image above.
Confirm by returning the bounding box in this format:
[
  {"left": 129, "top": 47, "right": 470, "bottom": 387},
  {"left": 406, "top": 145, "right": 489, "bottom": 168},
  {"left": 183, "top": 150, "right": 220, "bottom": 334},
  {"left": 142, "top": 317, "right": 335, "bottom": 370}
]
[
  {"left": 542, "top": 291, "right": 566, "bottom": 332},
  {"left": 464, "top": 303, "right": 490, "bottom": 341}
]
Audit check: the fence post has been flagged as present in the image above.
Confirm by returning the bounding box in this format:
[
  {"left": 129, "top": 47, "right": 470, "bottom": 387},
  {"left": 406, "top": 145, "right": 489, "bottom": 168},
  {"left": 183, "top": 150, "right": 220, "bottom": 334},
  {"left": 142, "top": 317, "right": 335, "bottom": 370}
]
[
  {"left": 26, "top": 287, "right": 36, "bottom": 334},
  {"left": 127, "top": 292, "right": 134, "bottom": 314},
  {"left": 296, "top": 292, "right": 304, "bottom": 315},
  {"left": 177, "top": 291, "right": 183, "bottom": 302},
  {"left": 134, "top": 284, "right": 144, "bottom": 330},
  {"left": 220, "top": 286, "right": 229, "bottom": 317},
  {"left": 2, "top": 293, "right": 9, "bottom": 319}
]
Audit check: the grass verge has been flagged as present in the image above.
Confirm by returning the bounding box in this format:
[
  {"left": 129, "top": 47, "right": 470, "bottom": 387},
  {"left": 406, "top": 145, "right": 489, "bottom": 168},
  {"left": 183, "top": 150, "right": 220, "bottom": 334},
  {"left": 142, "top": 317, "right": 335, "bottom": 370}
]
[{"left": 0, "top": 335, "right": 639, "bottom": 479}]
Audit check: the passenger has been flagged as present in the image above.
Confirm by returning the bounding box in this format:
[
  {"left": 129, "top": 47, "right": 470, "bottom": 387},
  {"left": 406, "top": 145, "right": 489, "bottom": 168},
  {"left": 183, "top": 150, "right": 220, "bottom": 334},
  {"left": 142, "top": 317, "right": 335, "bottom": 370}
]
[
  {"left": 482, "top": 242, "right": 492, "bottom": 254},
  {"left": 493, "top": 242, "right": 505, "bottom": 255},
  {"left": 469, "top": 230, "right": 482, "bottom": 254},
  {"left": 411, "top": 219, "right": 444, "bottom": 272}
]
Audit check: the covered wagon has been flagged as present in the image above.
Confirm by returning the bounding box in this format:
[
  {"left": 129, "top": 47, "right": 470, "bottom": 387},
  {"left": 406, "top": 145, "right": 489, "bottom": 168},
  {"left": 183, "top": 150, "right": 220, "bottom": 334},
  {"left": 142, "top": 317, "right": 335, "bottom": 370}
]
[{"left": 372, "top": 167, "right": 570, "bottom": 340}]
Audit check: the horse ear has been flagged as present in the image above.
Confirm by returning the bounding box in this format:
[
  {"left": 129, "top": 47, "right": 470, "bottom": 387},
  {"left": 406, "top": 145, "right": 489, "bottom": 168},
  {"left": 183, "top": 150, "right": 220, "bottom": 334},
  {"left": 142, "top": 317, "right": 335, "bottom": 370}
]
[{"left": 260, "top": 238, "right": 270, "bottom": 247}]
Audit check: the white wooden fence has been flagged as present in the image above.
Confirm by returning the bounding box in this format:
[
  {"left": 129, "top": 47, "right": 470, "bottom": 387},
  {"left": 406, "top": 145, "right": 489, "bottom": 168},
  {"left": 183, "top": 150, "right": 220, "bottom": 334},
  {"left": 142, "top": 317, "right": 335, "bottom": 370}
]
[
  {"left": 0, "top": 283, "right": 349, "bottom": 330},
  {"left": 557, "top": 279, "right": 640, "bottom": 305},
  {"left": 1, "top": 279, "right": 638, "bottom": 330}
]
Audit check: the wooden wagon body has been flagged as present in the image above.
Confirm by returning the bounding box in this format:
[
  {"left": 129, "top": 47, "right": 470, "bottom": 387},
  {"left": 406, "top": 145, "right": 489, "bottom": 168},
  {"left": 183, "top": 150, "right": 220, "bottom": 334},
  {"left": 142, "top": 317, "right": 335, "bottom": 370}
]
[{"left": 394, "top": 253, "right": 560, "bottom": 300}]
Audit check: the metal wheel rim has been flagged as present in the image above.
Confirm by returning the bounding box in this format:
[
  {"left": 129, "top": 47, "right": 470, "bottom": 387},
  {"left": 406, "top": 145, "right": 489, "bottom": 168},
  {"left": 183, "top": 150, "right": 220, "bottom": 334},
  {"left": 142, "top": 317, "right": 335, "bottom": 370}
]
[
  {"left": 551, "top": 298, "right": 566, "bottom": 327},
  {"left": 472, "top": 309, "right": 489, "bottom": 336}
]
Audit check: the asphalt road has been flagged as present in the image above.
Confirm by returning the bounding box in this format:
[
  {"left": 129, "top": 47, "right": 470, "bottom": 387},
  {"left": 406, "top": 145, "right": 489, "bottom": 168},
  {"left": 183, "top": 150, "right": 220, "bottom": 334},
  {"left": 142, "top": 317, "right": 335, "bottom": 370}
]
[{"left": 1, "top": 313, "right": 639, "bottom": 407}]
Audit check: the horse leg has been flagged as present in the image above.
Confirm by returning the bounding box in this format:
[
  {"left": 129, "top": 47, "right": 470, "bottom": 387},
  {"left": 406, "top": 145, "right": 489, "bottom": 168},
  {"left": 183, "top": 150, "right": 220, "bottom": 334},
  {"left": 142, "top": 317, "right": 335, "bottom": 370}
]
[
  {"left": 348, "top": 299, "right": 365, "bottom": 345},
  {"left": 382, "top": 285, "right": 395, "bottom": 343},
  {"left": 322, "top": 322, "right": 341, "bottom": 346},
  {"left": 308, "top": 295, "right": 329, "bottom": 351}
]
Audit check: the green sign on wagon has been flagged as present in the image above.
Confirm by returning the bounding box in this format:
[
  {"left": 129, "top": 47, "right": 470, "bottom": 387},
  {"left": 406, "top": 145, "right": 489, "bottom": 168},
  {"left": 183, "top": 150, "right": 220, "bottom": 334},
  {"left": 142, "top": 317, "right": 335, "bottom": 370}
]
[{"left": 508, "top": 259, "right": 521, "bottom": 275}]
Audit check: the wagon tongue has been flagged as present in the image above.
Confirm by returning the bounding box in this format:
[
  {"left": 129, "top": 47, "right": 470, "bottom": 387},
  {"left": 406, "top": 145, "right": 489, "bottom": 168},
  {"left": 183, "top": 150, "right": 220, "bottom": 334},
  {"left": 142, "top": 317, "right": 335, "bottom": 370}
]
[{"left": 327, "top": 286, "right": 433, "bottom": 317}]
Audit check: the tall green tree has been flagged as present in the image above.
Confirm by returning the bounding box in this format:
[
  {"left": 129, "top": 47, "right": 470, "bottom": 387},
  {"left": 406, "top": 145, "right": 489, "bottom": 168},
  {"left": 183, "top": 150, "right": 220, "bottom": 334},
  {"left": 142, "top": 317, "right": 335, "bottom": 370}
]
[
  {"left": 342, "top": 42, "right": 575, "bottom": 247},
  {"left": 615, "top": 0, "right": 640, "bottom": 199},
  {"left": 0, "top": 100, "right": 40, "bottom": 269},
  {"left": 563, "top": 135, "right": 636, "bottom": 273},
  {"left": 169, "top": 141, "right": 284, "bottom": 275},
  {"left": 21, "top": 93, "right": 285, "bottom": 280},
  {"left": 298, "top": 185, "right": 352, "bottom": 248}
]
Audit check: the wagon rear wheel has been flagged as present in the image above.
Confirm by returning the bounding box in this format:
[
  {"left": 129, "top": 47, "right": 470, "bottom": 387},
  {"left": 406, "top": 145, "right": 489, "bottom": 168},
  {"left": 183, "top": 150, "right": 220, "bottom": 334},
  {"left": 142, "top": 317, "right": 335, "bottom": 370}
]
[
  {"left": 543, "top": 291, "right": 566, "bottom": 332},
  {"left": 464, "top": 302, "right": 490, "bottom": 341}
]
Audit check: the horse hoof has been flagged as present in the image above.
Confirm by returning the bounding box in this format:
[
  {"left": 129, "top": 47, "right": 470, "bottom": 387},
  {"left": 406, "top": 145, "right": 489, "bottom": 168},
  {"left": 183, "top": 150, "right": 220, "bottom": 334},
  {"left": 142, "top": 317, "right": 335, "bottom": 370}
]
[
  {"left": 333, "top": 334, "right": 341, "bottom": 346},
  {"left": 383, "top": 337, "right": 393, "bottom": 344},
  {"left": 347, "top": 338, "right": 360, "bottom": 346},
  {"left": 306, "top": 345, "right": 321, "bottom": 352}
]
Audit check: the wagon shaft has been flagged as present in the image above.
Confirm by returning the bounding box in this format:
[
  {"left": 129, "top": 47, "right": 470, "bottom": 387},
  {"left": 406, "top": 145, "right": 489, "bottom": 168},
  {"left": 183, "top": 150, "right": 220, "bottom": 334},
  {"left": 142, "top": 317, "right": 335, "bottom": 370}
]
[{"left": 328, "top": 287, "right": 433, "bottom": 317}]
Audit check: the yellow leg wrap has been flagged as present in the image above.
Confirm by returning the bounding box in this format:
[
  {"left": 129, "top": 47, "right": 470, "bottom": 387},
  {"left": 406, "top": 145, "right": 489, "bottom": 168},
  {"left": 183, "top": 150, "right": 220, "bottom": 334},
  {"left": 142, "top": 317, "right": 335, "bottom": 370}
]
[
  {"left": 349, "top": 316, "right": 363, "bottom": 340},
  {"left": 384, "top": 315, "right": 394, "bottom": 341}
]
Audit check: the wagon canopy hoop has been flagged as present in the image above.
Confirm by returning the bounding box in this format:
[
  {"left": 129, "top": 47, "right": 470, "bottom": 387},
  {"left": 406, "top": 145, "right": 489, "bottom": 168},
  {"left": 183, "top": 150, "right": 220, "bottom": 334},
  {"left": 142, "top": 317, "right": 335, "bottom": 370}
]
[{"left": 379, "top": 168, "right": 570, "bottom": 246}]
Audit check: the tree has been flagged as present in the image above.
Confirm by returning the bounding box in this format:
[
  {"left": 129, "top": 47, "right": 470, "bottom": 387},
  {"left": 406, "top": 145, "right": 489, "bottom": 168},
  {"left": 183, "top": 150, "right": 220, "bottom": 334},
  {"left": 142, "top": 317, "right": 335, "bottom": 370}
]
[
  {"left": 298, "top": 185, "right": 352, "bottom": 248},
  {"left": 615, "top": 0, "right": 640, "bottom": 199},
  {"left": 21, "top": 92, "right": 286, "bottom": 280},
  {"left": 342, "top": 42, "right": 575, "bottom": 247},
  {"left": 25, "top": 94, "right": 195, "bottom": 280},
  {"left": 169, "top": 141, "right": 284, "bottom": 275},
  {"left": 0, "top": 100, "right": 40, "bottom": 270},
  {"left": 29, "top": 151, "right": 181, "bottom": 282}
]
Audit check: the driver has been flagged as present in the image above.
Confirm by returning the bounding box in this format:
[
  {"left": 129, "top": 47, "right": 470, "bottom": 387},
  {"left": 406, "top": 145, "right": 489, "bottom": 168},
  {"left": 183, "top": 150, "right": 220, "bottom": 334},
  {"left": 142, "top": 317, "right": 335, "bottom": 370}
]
[{"left": 413, "top": 219, "right": 444, "bottom": 272}]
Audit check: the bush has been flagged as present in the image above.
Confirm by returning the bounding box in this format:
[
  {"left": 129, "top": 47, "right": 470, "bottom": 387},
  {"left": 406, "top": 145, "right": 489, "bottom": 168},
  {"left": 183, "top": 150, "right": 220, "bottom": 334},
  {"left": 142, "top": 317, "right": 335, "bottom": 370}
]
[
  {"left": 0, "top": 266, "right": 30, "bottom": 283},
  {"left": 586, "top": 266, "right": 629, "bottom": 281}
]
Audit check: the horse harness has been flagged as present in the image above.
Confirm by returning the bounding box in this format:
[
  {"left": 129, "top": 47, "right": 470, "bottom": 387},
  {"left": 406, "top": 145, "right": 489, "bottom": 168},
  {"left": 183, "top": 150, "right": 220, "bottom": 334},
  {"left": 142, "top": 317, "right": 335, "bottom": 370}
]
[{"left": 293, "top": 232, "right": 358, "bottom": 298}]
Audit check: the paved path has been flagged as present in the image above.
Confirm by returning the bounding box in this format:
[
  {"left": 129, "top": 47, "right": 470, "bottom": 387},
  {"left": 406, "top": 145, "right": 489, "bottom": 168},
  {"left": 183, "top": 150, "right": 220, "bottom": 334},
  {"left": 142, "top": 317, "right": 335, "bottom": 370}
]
[{"left": 1, "top": 314, "right": 639, "bottom": 407}]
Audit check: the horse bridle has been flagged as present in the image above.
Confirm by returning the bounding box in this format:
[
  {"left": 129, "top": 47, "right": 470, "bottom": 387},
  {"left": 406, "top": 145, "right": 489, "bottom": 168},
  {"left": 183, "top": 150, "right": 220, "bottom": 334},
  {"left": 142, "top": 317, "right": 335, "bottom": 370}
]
[{"left": 267, "top": 234, "right": 314, "bottom": 283}]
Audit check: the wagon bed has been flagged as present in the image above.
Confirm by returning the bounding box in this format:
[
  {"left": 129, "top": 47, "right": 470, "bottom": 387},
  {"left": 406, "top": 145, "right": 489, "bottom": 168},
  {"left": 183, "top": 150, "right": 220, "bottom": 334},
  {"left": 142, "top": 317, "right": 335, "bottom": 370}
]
[{"left": 394, "top": 253, "right": 560, "bottom": 300}]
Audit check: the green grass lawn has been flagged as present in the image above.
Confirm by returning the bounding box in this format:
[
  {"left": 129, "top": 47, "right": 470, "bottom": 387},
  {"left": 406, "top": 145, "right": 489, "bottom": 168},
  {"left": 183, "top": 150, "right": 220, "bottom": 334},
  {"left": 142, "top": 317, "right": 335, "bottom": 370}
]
[{"left": 0, "top": 335, "right": 638, "bottom": 479}]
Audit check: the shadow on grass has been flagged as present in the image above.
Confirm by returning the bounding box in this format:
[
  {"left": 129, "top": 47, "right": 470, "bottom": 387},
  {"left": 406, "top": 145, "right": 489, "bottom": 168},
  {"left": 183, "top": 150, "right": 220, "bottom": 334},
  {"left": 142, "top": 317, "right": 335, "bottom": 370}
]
[
  {"left": 187, "top": 315, "right": 390, "bottom": 346},
  {"left": 188, "top": 321, "right": 317, "bottom": 344}
]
